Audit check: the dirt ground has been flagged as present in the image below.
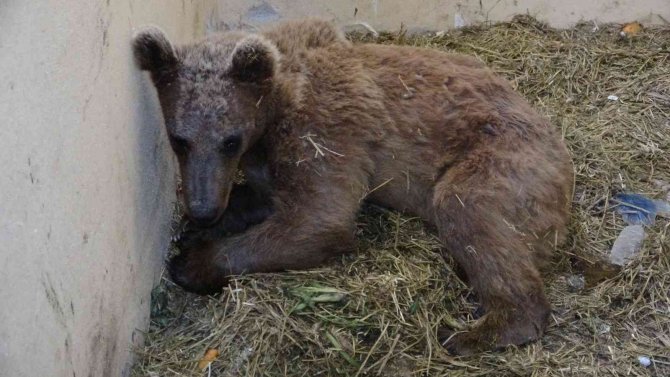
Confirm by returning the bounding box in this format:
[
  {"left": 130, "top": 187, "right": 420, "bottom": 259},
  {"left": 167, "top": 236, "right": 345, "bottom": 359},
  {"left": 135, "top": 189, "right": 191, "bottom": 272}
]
[{"left": 131, "top": 17, "right": 670, "bottom": 377}]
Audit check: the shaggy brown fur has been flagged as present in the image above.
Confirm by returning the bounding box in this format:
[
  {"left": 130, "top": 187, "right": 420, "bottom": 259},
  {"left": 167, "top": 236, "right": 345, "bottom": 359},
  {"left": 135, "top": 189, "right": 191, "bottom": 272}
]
[{"left": 133, "top": 18, "right": 574, "bottom": 355}]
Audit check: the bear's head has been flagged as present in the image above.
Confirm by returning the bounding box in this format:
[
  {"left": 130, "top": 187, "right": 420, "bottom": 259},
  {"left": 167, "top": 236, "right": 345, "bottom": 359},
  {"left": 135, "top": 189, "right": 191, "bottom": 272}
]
[{"left": 133, "top": 27, "right": 280, "bottom": 227}]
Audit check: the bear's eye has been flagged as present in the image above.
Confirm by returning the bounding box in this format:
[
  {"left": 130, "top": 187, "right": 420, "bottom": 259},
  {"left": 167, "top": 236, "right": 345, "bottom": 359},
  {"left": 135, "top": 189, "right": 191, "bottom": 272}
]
[
  {"left": 220, "top": 135, "right": 242, "bottom": 157},
  {"left": 170, "top": 136, "right": 190, "bottom": 155}
]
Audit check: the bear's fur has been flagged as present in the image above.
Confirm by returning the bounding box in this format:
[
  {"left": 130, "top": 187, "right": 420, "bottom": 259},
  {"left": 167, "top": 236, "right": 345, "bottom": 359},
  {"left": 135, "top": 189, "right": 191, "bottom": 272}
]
[{"left": 133, "top": 18, "right": 574, "bottom": 355}]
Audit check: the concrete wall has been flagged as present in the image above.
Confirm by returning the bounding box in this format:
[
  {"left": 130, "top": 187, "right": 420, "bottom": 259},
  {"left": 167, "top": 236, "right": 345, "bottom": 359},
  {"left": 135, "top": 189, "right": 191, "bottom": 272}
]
[
  {"left": 0, "top": 1, "right": 217, "bottom": 376},
  {"left": 215, "top": 0, "right": 669, "bottom": 32}
]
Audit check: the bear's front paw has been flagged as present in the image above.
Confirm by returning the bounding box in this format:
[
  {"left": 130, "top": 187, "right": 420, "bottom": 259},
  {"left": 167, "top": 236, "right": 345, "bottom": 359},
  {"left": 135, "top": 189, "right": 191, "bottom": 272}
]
[
  {"left": 174, "top": 219, "right": 228, "bottom": 250},
  {"left": 219, "top": 199, "right": 273, "bottom": 235},
  {"left": 173, "top": 226, "right": 203, "bottom": 250},
  {"left": 167, "top": 243, "right": 228, "bottom": 295}
]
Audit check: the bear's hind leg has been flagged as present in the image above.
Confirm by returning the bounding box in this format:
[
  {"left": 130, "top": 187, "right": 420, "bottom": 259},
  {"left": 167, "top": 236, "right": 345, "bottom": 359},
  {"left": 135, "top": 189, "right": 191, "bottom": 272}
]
[
  {"left": 432, "top": 155, "right": 567, "bottom": 354},
  {"left": 434, "top": 196, "right": 550, "bottom": 355}
]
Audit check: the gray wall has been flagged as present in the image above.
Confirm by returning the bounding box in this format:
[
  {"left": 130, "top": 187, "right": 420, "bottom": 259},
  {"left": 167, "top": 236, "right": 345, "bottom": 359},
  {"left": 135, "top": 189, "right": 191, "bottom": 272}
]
[
  {"left": 216, "top": 0, "right": 669, "bottom": 32},
  {"left": 0, "top": 1, "right": 217, "bottom": 376}
]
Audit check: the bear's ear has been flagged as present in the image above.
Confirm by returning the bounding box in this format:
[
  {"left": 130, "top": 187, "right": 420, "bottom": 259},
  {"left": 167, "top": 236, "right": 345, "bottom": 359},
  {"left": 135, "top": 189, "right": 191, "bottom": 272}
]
[
  {"left": 132, "top": 26, "right": 178, "bottom": 72},
  {"left": 229, "top": 36, "right": 279, "bottom": 84}
]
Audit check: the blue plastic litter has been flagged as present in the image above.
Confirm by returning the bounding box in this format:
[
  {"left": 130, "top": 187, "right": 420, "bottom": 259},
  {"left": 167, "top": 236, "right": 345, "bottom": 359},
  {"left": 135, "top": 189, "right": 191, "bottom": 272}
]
[{"left": 612, "top": 192, "right": 670, "bottom": 226}]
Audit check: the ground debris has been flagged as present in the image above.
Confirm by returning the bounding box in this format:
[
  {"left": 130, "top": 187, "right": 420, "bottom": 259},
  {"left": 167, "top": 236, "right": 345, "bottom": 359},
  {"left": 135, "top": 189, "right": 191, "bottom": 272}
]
[
  {"left": 197, "top": 348, "right": 219, "bottom": 371},
  {"left": 566, "top": 274, "right": 585, "bottom": 292},
  {"left": 620, "top": 21, "right": 643, "bottom": 38},
  {"left": 612, "top": 192, "right": 670, "bottom": 225},
  {"left": 610, "top": 225, "right": 646, "bottom": 266}
]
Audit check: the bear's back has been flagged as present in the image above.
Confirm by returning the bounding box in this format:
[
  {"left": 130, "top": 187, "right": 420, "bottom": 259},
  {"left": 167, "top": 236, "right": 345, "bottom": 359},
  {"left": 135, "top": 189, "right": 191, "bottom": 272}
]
[{"left": 262, "top": 19, "right": 350, "bottom": 58}]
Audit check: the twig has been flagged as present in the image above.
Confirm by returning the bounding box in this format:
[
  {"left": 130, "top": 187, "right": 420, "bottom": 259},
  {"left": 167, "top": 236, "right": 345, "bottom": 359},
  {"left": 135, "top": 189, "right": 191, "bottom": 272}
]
[
  {"left": 300, "top": 133, "right": 345, "bottom": 158},
  {"left": 361, "top": 178, "right": 394, "bottom": 201}
]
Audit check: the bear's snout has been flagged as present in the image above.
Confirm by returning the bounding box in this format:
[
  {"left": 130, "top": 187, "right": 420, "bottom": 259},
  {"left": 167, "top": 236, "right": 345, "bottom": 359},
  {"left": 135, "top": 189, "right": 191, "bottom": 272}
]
[{"left": 187, "top": 201, "right": 223, "bottom": 227}]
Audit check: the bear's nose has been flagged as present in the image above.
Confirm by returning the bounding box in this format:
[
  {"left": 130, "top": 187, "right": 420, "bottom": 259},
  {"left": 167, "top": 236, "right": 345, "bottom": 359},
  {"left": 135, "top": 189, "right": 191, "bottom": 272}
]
[{"left": 188, "top": 203, "right": 222, "bottom": 227}]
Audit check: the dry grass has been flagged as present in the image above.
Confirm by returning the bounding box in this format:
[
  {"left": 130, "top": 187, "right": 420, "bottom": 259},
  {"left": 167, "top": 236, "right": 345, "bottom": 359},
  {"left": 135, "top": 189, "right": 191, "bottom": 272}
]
[{"left": 131, "top": 17, "right": 670, "bottom": 377}]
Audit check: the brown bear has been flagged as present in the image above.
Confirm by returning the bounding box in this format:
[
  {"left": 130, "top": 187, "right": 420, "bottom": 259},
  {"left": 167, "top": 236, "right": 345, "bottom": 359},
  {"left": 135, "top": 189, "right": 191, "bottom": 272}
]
[{"left": 132, "top": 19, "right": 573, "bottom": 355}]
